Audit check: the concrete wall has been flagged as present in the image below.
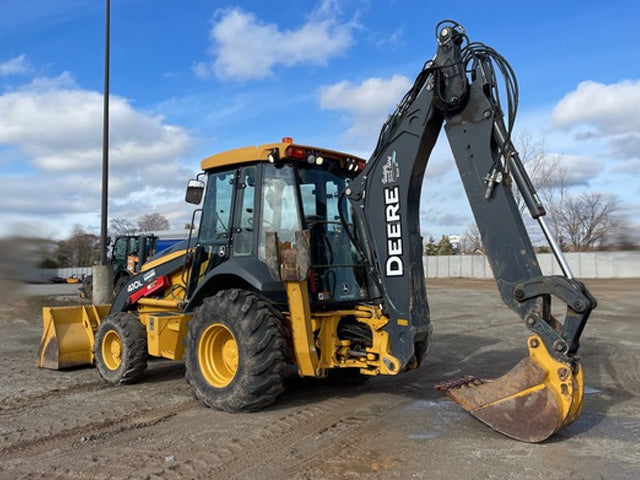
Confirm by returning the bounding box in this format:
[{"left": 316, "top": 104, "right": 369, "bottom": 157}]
[{"left": 424, "top": 251, "right": 640, "bottom": 279}]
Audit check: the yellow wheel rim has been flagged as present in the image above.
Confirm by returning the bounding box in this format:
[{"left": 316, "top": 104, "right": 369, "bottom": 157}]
[
  {"left": 198, "top": 323, "right": 238, "bottom": 388},
  {"left": 101, "top": 330, "right": 122, "bottom": 371}
]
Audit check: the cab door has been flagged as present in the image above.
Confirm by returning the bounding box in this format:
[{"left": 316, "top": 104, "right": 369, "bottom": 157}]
[
  {"left": 190, "top": 169, "right": 237, "bottom": 288},
  {"left": 231, "top": 166, "right": 257, "bottom": 257}
]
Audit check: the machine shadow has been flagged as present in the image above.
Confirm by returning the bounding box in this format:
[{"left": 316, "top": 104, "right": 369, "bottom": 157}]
[{"left": 272, "top": 331, "right": 614, "bottom": 439}]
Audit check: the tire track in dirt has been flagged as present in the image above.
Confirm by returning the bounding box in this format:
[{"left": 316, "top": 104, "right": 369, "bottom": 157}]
[
  {"left": 280, "top": 386, "right": 462, "bottom": 479},
  {"left": 11, "top": 371, "right": 444, "bottom": 480},
  {"left": 0, "top": 398, "right": 199, "bottom": 461},
  {"left": 160, "top": 397, "right": 360, "bottom": 480},
  {"left": 5, "top": 394, "right": 373, "bottom": 480},
  {"left": 237, "top": 406, "right": 388, "bottom": 480},
  {"left": 233, "top": 376, "right": 442, "bottom": 480},
  {"left": 0, "top": 380, "right": 107, "bottom": 413},
  {"left": 142, "top": 374, "right": 427, "bottom": 480}
]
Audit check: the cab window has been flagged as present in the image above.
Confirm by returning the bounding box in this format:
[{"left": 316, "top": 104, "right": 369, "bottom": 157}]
[{"left": 199, "top": 170, "right": 234, "bottom": 245}]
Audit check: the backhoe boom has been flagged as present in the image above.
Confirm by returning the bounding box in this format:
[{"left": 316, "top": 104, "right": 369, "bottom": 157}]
[{"left": 346, "top": 20, "right": 596, "bottom": 441}]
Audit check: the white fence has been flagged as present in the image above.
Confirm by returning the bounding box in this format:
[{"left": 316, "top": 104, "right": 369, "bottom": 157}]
[
  {"left": 16, "top": 251, "right": 639, "bottom": 283},
  {"left": 424, "top": 251, "right": 640, "bottom": 279},
  {"left": 57, "top": 267, "right": 93, "bottom": 279},
  {"left": 53, "top": 252, "right": 640, "bottom": 280}
]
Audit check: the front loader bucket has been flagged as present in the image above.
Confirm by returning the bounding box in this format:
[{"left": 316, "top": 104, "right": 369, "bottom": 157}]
[
  {"left": 38, "top": 305, "right": 111, "bottom": 369},
  {"left": 436, "top": 335, "right": 583, "bottom": 443}
]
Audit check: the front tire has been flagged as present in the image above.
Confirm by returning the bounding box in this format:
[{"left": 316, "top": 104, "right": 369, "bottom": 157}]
[
  {"left": 94, "top": 312, "right": 148, "bottom": 384},
  {"left": 184, "top": 289, "right": 288, "bottom": 412}
]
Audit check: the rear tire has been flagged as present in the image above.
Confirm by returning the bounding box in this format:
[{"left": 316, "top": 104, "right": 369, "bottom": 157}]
[
  {"left": 94, "top": 313, "right": 147, "bottom": 384},
  {"left": 184, "top": 289, "right": 288, "bottom": 412}
]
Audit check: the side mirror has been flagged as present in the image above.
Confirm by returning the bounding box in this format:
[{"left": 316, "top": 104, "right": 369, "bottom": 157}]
[{"left": 185, "top": 179, "right": 205, "bottom": 205}]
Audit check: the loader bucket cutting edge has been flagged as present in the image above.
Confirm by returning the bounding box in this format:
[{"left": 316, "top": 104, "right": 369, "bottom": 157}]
[
  {"left": 436, "top": 335, "right": 584, "bottom": 443},
  {"left": 37, "top": 305, "right": 112, "bottom": 370}
]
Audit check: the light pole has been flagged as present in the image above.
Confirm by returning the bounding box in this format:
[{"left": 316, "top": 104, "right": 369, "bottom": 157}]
[{"left": 93, "top": 0, "right": 113, "bottom": 303}]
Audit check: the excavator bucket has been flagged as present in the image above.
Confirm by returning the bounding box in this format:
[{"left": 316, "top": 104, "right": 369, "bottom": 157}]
[
  {"left": 436, "top": 335, "right": 583, "bottom": 443},
  {"left": 37, "top": 305, "right": 111, "bottom": 370}
]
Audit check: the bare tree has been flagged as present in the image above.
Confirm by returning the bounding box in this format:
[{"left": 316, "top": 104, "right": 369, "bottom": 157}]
[
  {"left": 513, "top": 132, "right": 574, "bottom": 247},
  {"left": 138, "top": 212, "right": 170, "bottom": 232},
  {"left": 520, "top": 138, "right": 624, "bottom": 251},
  {"left": 110, "top": 217, "right": 136, "bottom": 236},
  {"left": 460, "top": 224, "right": 483, "bottom": 253},
  {"left": 513, "top": 133, "right": 553, "bottom": 213},
  {"left": 55, "top": 225, "right": 99, "bottom": 267},
  {"left": 502, "top": 132, "right": 629, "bottom": 251},
  {"left": 555, "top": 193, "right": 621, "bottom": 251}
]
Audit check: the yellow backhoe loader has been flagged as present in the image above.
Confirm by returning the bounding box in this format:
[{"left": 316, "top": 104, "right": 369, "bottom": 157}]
[{"left": 38, "top": 21, "right": 595, "bottom": 442}]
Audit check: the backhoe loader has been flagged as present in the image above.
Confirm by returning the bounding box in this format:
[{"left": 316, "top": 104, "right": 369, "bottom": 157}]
[{"left": 38, "top": 21, "right": 596, "bottom": 442}]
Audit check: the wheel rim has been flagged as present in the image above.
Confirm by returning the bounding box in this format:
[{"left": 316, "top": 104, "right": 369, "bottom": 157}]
[
  {"left": 198, "top": 323, "right": 238, "bottom": 388},
  {"left": 101, "top": 330, "right": 122, "bottom": 370}
]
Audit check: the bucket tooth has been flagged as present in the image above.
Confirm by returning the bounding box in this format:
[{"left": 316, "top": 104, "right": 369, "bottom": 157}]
[{"left": 436, "top": 335, "right": 583, "bottom": 443}]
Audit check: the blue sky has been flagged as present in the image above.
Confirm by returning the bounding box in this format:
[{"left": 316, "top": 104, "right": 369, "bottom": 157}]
[{"left": 1, "top": 0, "right": 639, "bottom": 243}]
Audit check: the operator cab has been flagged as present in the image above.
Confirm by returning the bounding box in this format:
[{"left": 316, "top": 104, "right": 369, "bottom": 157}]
[
  {"left": 111, "top": 235, "right": 157, "bottom": 276},
  {"left": 185, "top": 140, "right": 372, "bottom": 308}
]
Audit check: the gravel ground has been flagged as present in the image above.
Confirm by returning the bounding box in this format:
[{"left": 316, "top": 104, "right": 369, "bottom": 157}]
[{"left": 0, "top": 278, "right": 638, "bottom": 480}]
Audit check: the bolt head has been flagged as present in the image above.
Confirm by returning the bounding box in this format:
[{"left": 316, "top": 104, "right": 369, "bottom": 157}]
[{"left": 554, "top": 341, "right": 567, "bottom": 353}]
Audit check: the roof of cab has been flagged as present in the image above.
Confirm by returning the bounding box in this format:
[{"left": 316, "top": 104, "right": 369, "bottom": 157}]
[{"left": 200, "top": 140, "right": 366, "bottom": 171}]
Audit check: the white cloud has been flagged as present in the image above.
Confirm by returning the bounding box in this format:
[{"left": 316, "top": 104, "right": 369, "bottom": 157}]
[
  {"left": 0, "top": 72, "right": 191, "bottom": 172},
  {"left": 317, "top": 73, "right": 476, "bottom": 238},
  {"left": 197, "top": 2, "right": 355, "bottom": 81},
  {"left": 0, "top": 54, "right": 30, "bottom": 75},
  {"left": 192, "top": 61, "right": 211, "bottom": 80},
  {"left": 543, "top": 153, "right": 601, "bottom": 188},
  {"left": 552, "top": 79, "right": 640, "bottom": 159},
  {"left": 319, "top": 74, "right": 412, "bottom": 151},
  {"left": 0, "top": 73, "right": 195, "bottom": 238}
]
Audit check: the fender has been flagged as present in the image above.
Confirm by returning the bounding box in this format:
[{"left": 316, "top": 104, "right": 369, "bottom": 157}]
[{"left": 184, "top": 257, "right": 286, "bottom": 311}]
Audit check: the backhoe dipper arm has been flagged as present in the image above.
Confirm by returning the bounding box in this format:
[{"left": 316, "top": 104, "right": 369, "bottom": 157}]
[{"left": 346, "top": 22, "right": 596, "bottom": 441}]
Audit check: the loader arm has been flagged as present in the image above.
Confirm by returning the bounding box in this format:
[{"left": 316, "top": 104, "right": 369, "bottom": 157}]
[{"left": 346, "top": 21, "right": 596, "bottom": 441}]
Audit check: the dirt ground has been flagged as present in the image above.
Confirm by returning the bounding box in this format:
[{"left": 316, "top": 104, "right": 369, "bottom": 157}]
[{"left": 1, "top": 278, "right": 638, "bottom": 480}]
